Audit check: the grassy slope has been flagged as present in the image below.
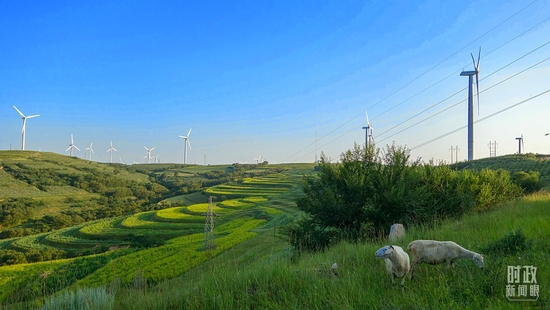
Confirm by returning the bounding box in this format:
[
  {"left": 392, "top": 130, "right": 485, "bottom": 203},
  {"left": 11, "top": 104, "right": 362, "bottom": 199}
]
[
  {"left": 0, "top": 151, "right": 151, "bottom": 219},
  {"left": 451, "top": 153, "right": 550, "bottom": 182},
  {"left": 0, "top": 162, "right": 316, "bottom": 307},
  {"left": 113, "top": 192, "right": 550, "bottom": 310}
]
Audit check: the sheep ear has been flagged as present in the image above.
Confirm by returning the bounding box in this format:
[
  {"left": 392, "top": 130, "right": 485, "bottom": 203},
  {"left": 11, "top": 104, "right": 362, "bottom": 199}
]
[{"left": 389, "top": 245, "right": 394, "bottom": 250}]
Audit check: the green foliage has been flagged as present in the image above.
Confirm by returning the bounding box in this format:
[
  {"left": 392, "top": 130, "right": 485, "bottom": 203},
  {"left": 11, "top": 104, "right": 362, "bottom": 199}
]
[
  {"left": 280, "top": 215, "right": 337, "bottom": 252},
  {"left": 289, "top": 143, "right": 522, "bottom": 251},
  {"left": 511, "top": 170, "right": 545, "bottom": 193},
  {"left": 482, "top": 229, "right": 530, "bottom": 256}
]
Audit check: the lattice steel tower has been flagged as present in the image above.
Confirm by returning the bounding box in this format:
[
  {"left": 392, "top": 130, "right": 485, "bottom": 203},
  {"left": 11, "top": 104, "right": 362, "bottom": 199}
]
[{"left": 203, "top": 196, "right": 216, "bottom": 254}]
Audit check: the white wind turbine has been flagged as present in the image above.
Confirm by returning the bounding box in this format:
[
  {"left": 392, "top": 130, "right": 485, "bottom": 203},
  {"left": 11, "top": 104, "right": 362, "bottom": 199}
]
[
  {"left": 66, "top": 134, "right": 80, "bottom": 157},
  {"left": 515, "top": 134, "right": 525, "bottom": 154},
  {"left": 85, "top": 142, "right": 95, "bottom": 160},
  {"left": 461, "top": 47, "right": 481, "bottom": 161},
  {"left": 362, "top": 110, "right": 374, "bottom": 148},
  {"left": 13, "top": 105, "right": 40, "bottom": 150},
  {"left": 254, "top": 155, "right": 262, "bottom": 164},
  {"left": 179, "top": 128, "right": 192, "bottom": 164},
  {"left": 107, "top": 141, "right": 117, "bottom": 163},
  {"left": 144, "top": 146, "right": 155, "bottom": 164}
]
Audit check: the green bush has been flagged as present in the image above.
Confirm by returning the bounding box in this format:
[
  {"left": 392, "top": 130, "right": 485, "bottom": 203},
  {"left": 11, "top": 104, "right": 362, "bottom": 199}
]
[
  {"left": 512, "top": 171, "right": 545, "bottom": 193},
  {"left": 281, "top": 215, "right": 337, "bottom": 252},
  {"left": 482, "top": 229, "right": 530, "bottom": 256},
  {"left": 287, "top": 143, "right": 522, "bottom": 251}
]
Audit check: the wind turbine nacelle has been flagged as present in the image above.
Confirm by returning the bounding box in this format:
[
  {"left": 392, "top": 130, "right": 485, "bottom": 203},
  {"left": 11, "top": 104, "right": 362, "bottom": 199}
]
[{"left": 460, "top": 70, "right": 477, "bottom": 76}]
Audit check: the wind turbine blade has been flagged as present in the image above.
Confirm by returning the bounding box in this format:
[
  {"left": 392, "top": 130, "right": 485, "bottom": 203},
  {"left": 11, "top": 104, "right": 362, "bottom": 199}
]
[
  {"left": 13, "top": 105, "right": 25, "bottom": 117},
  {"left": 21, "top": 119, "right": 27, "bottom": 133},
  {"left": 365, "top": 110, "right": 370, "bottom": 126},
  {"left": 144, "top": 146, "right": 148, "bottom": 150},
  {"left": 74, "top": 146, "right": 81, "bottom": 151},
  {"left": 151, "top": 147, "right": 155, "bottom": 151},
  {"left": 476, "top": 47, "right": 481, "bottom": 70},
  {"left": 187, "top": 128, "right": 192, "bottom": 137},
  {"left": 187, "top": 140, "right": 192, "bottom": 150},
  {"left": 71, "top": 134, "right": 74, "bottom": 144},
  {"left": 112, "top": 148, "right": 117, "bottom": 152},
  {"left": 66, "top": 146, "right": 72, "bottom": 152},
  {"left": 26, "top": 114, "right": 40, "bottom": 119},
  {"left": 179, "top": 135, "right": 186, "bottom": 139}
]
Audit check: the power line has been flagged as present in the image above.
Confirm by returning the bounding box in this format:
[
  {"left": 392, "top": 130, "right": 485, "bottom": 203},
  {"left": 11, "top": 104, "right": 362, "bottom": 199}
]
[
  {"left": 377, "top": 47, "right": 550, "bottom": 143},
  {"left": 290, "top": 50, "right": 550, "bottom": 162},
  {"left": 373, "top": 23, "right": 550, "bottom": 139},
  {"left": 410, "top": 89, "right": 550, "bottom": 150},
  {"left": 280, "top": 1, "right": 543, "bottom": 163}
]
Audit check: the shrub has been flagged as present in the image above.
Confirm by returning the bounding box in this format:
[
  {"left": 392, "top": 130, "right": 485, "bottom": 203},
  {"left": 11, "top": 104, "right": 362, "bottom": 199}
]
[
  {"left": 482, "top": 229, "right": 530, "bottom": 256},
  {"left": 281, "top": 215, "right": 337, "bottom": 252},
  {"left": 512, "top": 171, "right": 545, "bottom": 193},
  {"left": 286, "top": 143, "right": 523, "bottom": 251}
]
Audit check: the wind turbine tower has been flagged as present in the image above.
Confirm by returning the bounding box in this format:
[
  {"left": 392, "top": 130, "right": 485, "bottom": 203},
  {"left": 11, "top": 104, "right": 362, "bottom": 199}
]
[
  {"left": 362, "top": 110, "right": 374, "bottom": 148},
  {"left": 515, "top": 135, "right": 524, "bottom": 154},
  {"left": 460, "top": 48, "right": 481, "bottom": 161},
  {"left": 13, "top": 105, "right": 40, "bottom": 150},
  {"left": 66, "top": 134, "right": 80, "bottom": 157},
  {"left": 179, "top": 128, "right": 192, "bottom": 164},
  {"left": 144, "top": 146, "right": 155, "bottom": 164},
  {"left": 86, "top": 142, "right": 95, "bottom": 160},
  {"left": 107, "top": 141, "right": 117, "bottom": 163}
]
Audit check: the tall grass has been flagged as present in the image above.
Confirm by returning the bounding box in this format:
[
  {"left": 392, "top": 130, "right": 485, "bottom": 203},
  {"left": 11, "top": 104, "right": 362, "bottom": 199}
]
[
  {"left": 40, "top": 286, "right": 114, "bottom": 310},
  {"left": 112, "top": 193, "right": 550, "bottom": 309}
]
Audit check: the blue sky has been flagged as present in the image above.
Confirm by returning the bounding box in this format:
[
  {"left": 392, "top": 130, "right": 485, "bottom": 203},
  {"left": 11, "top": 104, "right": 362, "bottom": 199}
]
[{"left": 1, "top": 0, "right": 550, "bottom": 164}]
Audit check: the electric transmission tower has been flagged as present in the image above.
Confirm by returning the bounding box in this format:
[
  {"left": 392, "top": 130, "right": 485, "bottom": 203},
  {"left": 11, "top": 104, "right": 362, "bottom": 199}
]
[
  {"left": 449, "top": 146, "right": 455, "bottom": 164},
  {"left": 488, "top": 141, "right": 498, "bottom": 157},
  {"left": 203, "top": 196, "right": 216, "bottom": 255}
]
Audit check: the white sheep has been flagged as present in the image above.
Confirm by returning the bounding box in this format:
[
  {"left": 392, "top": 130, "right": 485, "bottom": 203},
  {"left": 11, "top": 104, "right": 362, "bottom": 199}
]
[
  {"left": 375, "top": 245, "right": 410, "bottom": 286},
  {"left": 406, "top": 240, "right": 484, "bottom": 278}
]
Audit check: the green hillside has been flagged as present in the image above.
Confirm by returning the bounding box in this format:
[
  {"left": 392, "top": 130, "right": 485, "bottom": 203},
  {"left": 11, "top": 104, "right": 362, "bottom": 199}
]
[
  {"left": 451, "top": 153, "right": 550, "bottom": 182},
  {"left": 3, "top": 150, "right": 549, "bottom": 309},
  {"left": 0, "top": 151, "right": 316, "bottom": 306}
]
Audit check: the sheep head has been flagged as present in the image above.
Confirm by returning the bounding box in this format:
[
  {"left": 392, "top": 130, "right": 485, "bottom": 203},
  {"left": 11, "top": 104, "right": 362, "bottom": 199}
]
[
  {"left": 375, "top": 245, "right": 394, "bottom": 259},
  {"left": 473, "top": 253, "right": 484, "bottom": 269}
]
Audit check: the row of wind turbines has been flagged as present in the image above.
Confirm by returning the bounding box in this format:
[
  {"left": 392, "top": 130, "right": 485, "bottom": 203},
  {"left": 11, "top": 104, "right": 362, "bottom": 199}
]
[{"left": 12, "top": 105, "right": 194, "bottom": 165}]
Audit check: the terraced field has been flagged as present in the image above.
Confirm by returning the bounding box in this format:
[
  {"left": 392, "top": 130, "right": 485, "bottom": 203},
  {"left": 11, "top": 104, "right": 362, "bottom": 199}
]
[
  {"left": 204, "top": 174, "right": 295, "bottom": 198},
  {"left": 0, "top": 164, "right": 316, "bottom": 303}
]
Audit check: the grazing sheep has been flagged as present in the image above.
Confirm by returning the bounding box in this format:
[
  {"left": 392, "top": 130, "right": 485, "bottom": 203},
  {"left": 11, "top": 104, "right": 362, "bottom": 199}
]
[
  {"left": 388, "top": 223, "right": 405, "bottom": 241},
  {"left": 375, "top": 245, "right": 410, "bottom": 286},
  {"left": 407, "top": 240, "right": 484, "bottom": 278}
]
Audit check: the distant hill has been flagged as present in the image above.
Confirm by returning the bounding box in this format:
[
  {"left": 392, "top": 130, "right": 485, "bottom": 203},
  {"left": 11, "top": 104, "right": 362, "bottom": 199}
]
[
  {"left": 450, "top": 153, "right": 550, "bottom": 182},
  {"left": 0, "top": 150, "right": 314, "bottom": 239}
]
